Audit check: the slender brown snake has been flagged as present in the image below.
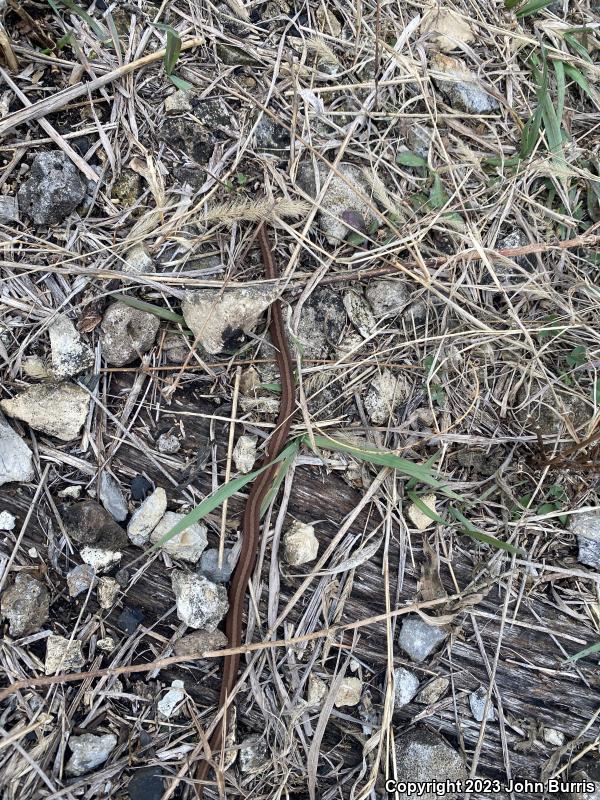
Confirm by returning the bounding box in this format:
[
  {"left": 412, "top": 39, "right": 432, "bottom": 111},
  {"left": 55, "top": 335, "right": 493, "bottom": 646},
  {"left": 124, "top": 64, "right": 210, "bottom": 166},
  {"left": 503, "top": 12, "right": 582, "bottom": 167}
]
[{"left": 195, "top": 224, "right": 295, "bottom": 797}]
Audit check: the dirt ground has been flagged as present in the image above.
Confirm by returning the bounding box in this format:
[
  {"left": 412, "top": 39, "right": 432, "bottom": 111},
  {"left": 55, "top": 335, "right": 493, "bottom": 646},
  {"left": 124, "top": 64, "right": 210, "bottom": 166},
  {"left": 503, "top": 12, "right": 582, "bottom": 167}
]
[{"left": 0, "top": 1, "right": 599, "bottom": 799}]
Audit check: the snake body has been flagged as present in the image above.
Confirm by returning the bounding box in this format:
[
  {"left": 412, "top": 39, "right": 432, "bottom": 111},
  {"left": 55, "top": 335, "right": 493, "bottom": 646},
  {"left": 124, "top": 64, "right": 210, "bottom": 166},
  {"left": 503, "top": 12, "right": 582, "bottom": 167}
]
[{"left": 196, "top": 225, "right": 295, "bottom": 797}]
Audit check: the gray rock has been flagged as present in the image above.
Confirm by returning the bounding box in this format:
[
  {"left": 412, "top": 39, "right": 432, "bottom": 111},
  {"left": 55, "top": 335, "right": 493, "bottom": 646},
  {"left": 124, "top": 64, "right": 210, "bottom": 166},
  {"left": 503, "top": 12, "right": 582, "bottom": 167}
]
[
  {"left": 0, "top": 411, "right": 34, "bottom": 486},
  {"left": 128, "top": 766, "right": 165, "bottom": 800},
  {"left": 570, "top": 512, "right": 600, "bottom": 569},
  {"left": 18, "top": 151, "right": 87, "bottom": 225},
  {"left": 394, "top": 728, "right": 466, "bottom": 800},
  {"left": 406, "top": 123, "right": 433, "bottom": 159},
  {"left": 49, "top": 314, "right": 94, "bottom": 378},
  {"left": 255, "top": 116, "right": 290, "bottom": 154},
  {"left": 293, "top": 286, "right": 346, "bottom": 359},
  {"left": 0, "top": 382, "right": 90, "bottom": 441},
  {"left": 173, "top": 628, "right": 228, "bottom": 657},
  {"left": 239, "top": 735, "right": 268, "bottom": 773},
  {"left": 296, "top": 161, "right": 376, "bottom": 245},
  {"left": 365, "top": 279, "right": 426, "bottom": 322},
  {"left": 65, "top": 732, "right": 117, "bottom": 776},
  {"left": 432, "top": 53, "right": 499, "bottom": 114},
  {"left": 128, "top": 487, "right": 167, "bottom": 547},
  {"left": 198, "top": 548, "right": 236, "bottom": 583},
  {"left": 171, "top": 570, "right": 229, "bottom": 631},
  {"left": 0, "top": 510, "right": 16, "bottom": 530},
  {"left": 398, "top": 616, "right": 448, "bottom": 663},
  {"left": 151, "top": 512, "right": 208, "bottom": 563},
  {"left": 97, "top": 576, "right": 120, "bottom": 609},
  {"left": 0, "top": 195, "right": 19, "bottom": 224},
  {"left": 364, "top": 370, "right": 410, "bottom": 425},
  {"left": 123, "top": 245, "right": 154, "bottom": 274},
  {"left": 99, "top": 473, "right": 128, "bottom": 522},
  {"left": 416, "top": 676, "right": 449, "bottom": 705},
  {"left": 45, "top": 634, "right": 85, "bottom": 674},
  {"left": 182, "top": 287, "right": 278, "bottom": 355},
  {"left": 469, "top": 686, "right": 495, "bottom": 722},
  {"left": 100, "top": 303, "right": 160, "bottom": 366},
  {"left": 1, "top": 572, "right": 49, "bottom": 636},
  {"left": 80, "top": 546, "right": 123, "bottom": 572},
  {"left": 157, "top": 432, "right": 180, "bottom": 454},
  {"left": 62, "top": 500, "right": 128, "bottom": 550},
  {"left": 393, "top": 666, "right": 420, "bottom": 709},
  {"left": 66, "top": 564, "right": 96, "bottom": 597}
]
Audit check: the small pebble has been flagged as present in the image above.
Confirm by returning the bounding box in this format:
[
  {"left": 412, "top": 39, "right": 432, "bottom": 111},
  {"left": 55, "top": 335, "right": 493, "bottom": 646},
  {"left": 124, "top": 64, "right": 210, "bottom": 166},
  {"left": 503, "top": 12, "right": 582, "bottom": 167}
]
[
  {"left": 131, "top": 475, "right": 154, "bottom": 501},
  {"left": 66, "top": 564, "right": 96, "bottom": 597},
  {"left": 157, "top": 433, "right": 180, "bottom": 454},
  {"left": 398, "top": 615, "right": 448, "bottom": 663},
  {"left": 393, "top": 666, "right": 420, "bottom": 709},
  {"left": 198, "top": 547, "right": 236, "bottom": 583},
  {"left": 239, "top": 735, "right": 267, "bottom": 773},
  {"left": 415, "top": 676, "right": 449, "bottom": 705},
  {"left": 334, "top": 676, "right": 362, "bottom": 708},
  {"left": 45, "top": 634, "right": 85, "bottom": 674},
  {"left": 97, "top": 576, "right": 120, "bottom": 609},
  {"left": 233, "top": 434, "right": 258, "bottom": 473},
  {"left": 128, "top": 766, "right": 165, "bottom": 800},
  {"left": 65, "top": 732, "right": 117, "bottom": 776},
  {"left": 469, "top": 686, "right": 495, "bottom": 722},
  {"left": 0, "top": 510, "right": 16, "bottom": 530},
  {"left": 117, "top": 606, "right": 144, "bottom": 634},
  {"left": 283, "top": 520, "right": 319, "bottom": 566},
  {"left": 157, "top": 679, "right": 186, "bottom": 718}
]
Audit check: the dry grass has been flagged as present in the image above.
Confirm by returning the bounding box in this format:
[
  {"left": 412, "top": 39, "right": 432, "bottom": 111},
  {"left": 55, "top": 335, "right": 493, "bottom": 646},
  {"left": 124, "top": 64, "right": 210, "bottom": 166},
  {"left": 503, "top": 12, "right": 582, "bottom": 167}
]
[{"left": 0, "top": 0, "right": 599, "bottom": 798}]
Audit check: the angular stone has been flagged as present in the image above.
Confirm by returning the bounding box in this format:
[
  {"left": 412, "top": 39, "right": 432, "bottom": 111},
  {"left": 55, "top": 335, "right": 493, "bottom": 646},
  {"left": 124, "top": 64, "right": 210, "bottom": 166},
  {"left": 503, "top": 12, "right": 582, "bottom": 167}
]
[
  {"left": 65, "top": 732, "right": 117, "bottom": 776},
  {"left": 0, "top": 411, "right": 34, "bottom": 486},
  {"left": 0, "top": 383, "right": 90, "bottom": 441},
  {"left": 394, "top": 728, "right": 466, "bottom": 800},
  {"left": 49, "top": 314, "right": 94, "bottom": 378},
  {"left": 398, "top": 616, "right": 448, "bottom": 663},
  {"left": 1, "top": 573, "right": 49, "bottom": 636},
  {"left": 128, "top": 488, "right": 167, "bottom": 547},
  {"left": 171, "top": 570, "right": 229, "bottom": 631},
  {"left": 100, "top": 303, "right": 159, "bottom": 366},
  {"left": 182, "top": 287, "right": 278, "bottom": 355},
  {"left": 18, "top": 151, "right": 87, "bottom": 225},
  {"left": 150, "top": 512, "right": 207, "bottom": 563}
]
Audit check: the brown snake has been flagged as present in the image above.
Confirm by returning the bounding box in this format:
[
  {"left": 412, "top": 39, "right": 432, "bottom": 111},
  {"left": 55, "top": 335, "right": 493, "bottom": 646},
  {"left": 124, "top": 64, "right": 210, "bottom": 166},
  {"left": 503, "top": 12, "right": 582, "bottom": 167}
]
[{"left": 195, "top": 224, "right": 295, "bottom": 797}]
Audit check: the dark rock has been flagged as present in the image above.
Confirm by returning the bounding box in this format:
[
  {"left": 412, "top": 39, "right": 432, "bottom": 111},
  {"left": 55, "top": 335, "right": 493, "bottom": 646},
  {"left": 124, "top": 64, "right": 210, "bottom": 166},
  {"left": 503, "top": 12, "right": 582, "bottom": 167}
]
[
  {"left": 117, "top": 606, "right": 144, "bottom": 634},
  {"left": 198, "top": 547, "right": 236, "bottom": 583},
  {"left": 1, "top": 573, "right": 50, "bottom": 636},
  {"left": 62, "top": 500, "right": 128, "bottom": 550},
  {"left": 17, "top": 151, "right": 87, "bottom": 225},
  {"left": 131, "top": 475, "right": 154, "bottom": 501},
  {"left": 128, "top": 767, "right": 165, "bottom": 800}
]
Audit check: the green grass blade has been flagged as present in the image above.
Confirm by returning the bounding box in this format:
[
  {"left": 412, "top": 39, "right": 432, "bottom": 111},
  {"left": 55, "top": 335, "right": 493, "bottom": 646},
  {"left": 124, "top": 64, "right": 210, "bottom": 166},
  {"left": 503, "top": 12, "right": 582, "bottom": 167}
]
[
  {"left": 150, "top": 440, "right": 300, "bottom": 550},
  {"left": 306, "top": 434, "right": 461, "bottom": 499},
  {"left": 519, "top": 105, "right": 543, "bottom": 158},
  {"left": 516, "top": 0, "right": 553, "bottom": 17},
  {"left": 57, "top": 0, "right": 111, "bottom": 43},
  {"left": 169, "top": 74, "right": 194, "bottom": 91},
  {"left": 396, "top": 151, "right": 428, "bottom": 168},
  {"left": 568, "top": 641, "right": 600, "bottom": 662},
  {"left": 564, "top": 32, "right": 593, "bottom": 63},
  {"left": 260, "top": 439, "right": 300, "bottom": 516},
  {"left": 111, "top": 293, "right": 187, "bottom": 325},
  {"left": 449, "top": 507, "right": 524, "bottom": 555},
  {"left": 563, "top": 63, "right": 595, "bottom": 100},
  {"left": 553, "top": 59, "right": 566, "bottom": 123}
]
